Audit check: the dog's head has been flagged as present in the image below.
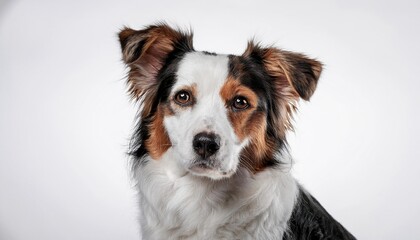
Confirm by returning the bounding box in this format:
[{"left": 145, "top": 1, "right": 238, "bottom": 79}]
[{"left": 119, "top": 24, "right": 322, "bottom": 180}]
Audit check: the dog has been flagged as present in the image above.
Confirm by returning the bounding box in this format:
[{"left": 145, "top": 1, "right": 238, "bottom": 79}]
[{"left": 118, "top": 23, "right": 356, "bottom": 240}]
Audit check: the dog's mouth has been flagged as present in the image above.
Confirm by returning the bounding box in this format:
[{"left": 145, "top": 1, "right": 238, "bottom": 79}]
[
  {"left": 187, "top": 160, "right": 233, "bottom": 179},
  {"left": 189, "top": 163, "right": 212, "bottom": 172},
  {"left": 189, "top": 159, "right": 215, "bottom": 171}
]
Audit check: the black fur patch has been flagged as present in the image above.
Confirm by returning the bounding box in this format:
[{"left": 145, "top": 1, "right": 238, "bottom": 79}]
[{"left": 284, "top": 186, "right": 357, "bottom": 240}]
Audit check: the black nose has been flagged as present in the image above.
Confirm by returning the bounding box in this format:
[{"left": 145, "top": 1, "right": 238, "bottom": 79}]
[{"left": 192, "top": 132, "right": 220, "bottom": 159}]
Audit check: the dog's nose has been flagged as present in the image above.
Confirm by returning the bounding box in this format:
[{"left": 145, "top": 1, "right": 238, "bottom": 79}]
[{"left": 192, "top": 132, "right": 220, "bottom": 159}]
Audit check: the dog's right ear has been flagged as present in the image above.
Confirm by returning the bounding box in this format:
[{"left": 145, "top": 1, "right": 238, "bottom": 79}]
[{"left": 118, "top": 23, "right": 194, "bottom": 101}]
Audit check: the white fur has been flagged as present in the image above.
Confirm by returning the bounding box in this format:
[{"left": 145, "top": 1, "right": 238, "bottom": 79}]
[
  {"left": 135, "top": 149, "right": 298, "bottom": 240},
  {"left": 135, "top": 52, "right": 299, "bottom": 239}
]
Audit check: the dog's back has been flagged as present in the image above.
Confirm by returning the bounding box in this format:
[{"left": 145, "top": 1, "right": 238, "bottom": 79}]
[{"left": 285, "top": 186, "right": 356, "bottom": 240}]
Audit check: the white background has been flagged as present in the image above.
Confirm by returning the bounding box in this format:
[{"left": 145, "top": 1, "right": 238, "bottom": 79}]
[{"left": 1, "top": 0, "right": 419, "bottom": 239}]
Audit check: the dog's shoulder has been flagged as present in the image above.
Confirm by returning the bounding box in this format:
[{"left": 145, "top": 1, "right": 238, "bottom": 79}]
[{"left": 284, "top": 186, "right": 357, "bottom": 240}]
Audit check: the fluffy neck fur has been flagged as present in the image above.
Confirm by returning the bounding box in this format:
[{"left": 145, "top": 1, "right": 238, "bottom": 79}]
[{"left": 134, "top": 148, "right": 298, "bottom": 240}]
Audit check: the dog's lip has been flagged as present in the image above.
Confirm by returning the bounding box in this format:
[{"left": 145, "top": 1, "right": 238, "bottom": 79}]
[
  {"left": 188, "top": 162, "right": 214, "bottom": 173},
  {"left": 187, "top": 161, "right": 232, "bottom": 177}
]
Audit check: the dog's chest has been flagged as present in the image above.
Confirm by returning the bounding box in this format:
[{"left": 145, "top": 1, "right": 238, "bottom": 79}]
[{"left": 136, "top": 156, "right": 298, "bottom": 239}]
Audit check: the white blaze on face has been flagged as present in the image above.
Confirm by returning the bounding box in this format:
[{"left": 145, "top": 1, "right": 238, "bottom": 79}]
[{"left": 163, "top": 52, "right": 246, "bottom": 179}]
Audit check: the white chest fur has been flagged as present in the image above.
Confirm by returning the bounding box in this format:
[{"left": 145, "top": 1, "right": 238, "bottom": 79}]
[{"left": 134, "top": 149, "right": 298, "bottom": 240}]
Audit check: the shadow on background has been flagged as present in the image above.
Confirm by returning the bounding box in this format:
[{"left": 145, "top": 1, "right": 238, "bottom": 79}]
[{"left": 0, "top": 0, "right": 13, "bottom": 24}]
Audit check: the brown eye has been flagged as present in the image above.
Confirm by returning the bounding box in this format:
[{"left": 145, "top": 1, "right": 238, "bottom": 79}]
[
  {"left": 232, "top": 96, "right": 249, "bottom": 110},
  {"left": 174, "top": 90, "right": 192, "bottom": 105}
]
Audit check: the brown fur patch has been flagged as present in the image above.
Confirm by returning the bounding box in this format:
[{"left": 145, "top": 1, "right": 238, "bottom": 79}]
[
  {"left": 220, "top": 77, "right": 273, "bottom": 173},
  {"left": 239, "top": 112, "right": 277, "bottom": 172},
  {"left": 220, "top": 78, "right": 259, "bottom": 140},
  {"left": 144, "top": 104, "right": 172, "bottom": 160}
]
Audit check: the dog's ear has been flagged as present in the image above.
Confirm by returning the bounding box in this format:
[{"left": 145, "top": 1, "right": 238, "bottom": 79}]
[
  {"left": 118, "top": 23, "right": 194, "bottom": 101},
  {"left": 243, "top": 42, "right": 322, "bottom": 101},
  {"left": 243, "top": 42, "right": 322, "bottom": 136}
]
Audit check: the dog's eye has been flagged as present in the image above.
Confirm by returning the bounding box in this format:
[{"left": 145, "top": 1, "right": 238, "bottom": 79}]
[
  {"left": 232, "top": 96, "right": 249, "bottom": 110},
  {"left": 174, "top": 90, "right": 192, "bottom": 106}
]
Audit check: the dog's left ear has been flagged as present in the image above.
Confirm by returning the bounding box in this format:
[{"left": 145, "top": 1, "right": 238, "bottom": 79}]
[
  {"left": 118, "top": 23, "right": 194, "bottom": 101},
  {"left": 244, "top": 42, "right": 322, "bottom": 101},
  {"left": 118, "top": 24, "right": 193, "bottom": 119}
]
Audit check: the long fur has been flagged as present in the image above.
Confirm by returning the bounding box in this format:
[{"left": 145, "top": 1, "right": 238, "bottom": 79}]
[{"left": 119, "top": 23, "right": 356, "bottom": 240}]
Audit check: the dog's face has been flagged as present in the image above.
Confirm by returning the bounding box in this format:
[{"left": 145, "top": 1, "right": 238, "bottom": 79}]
[
  {"left": 164, "top": 52, "right": 246, "bottom": 179},
  {"left": 119, "top": 24, "right": 322, "bottom": 180}
]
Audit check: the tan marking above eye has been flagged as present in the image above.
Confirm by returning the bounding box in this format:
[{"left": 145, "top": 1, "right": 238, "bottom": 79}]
[{"left": 220, "top": 78, "right": 258, "bottom": 111}]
